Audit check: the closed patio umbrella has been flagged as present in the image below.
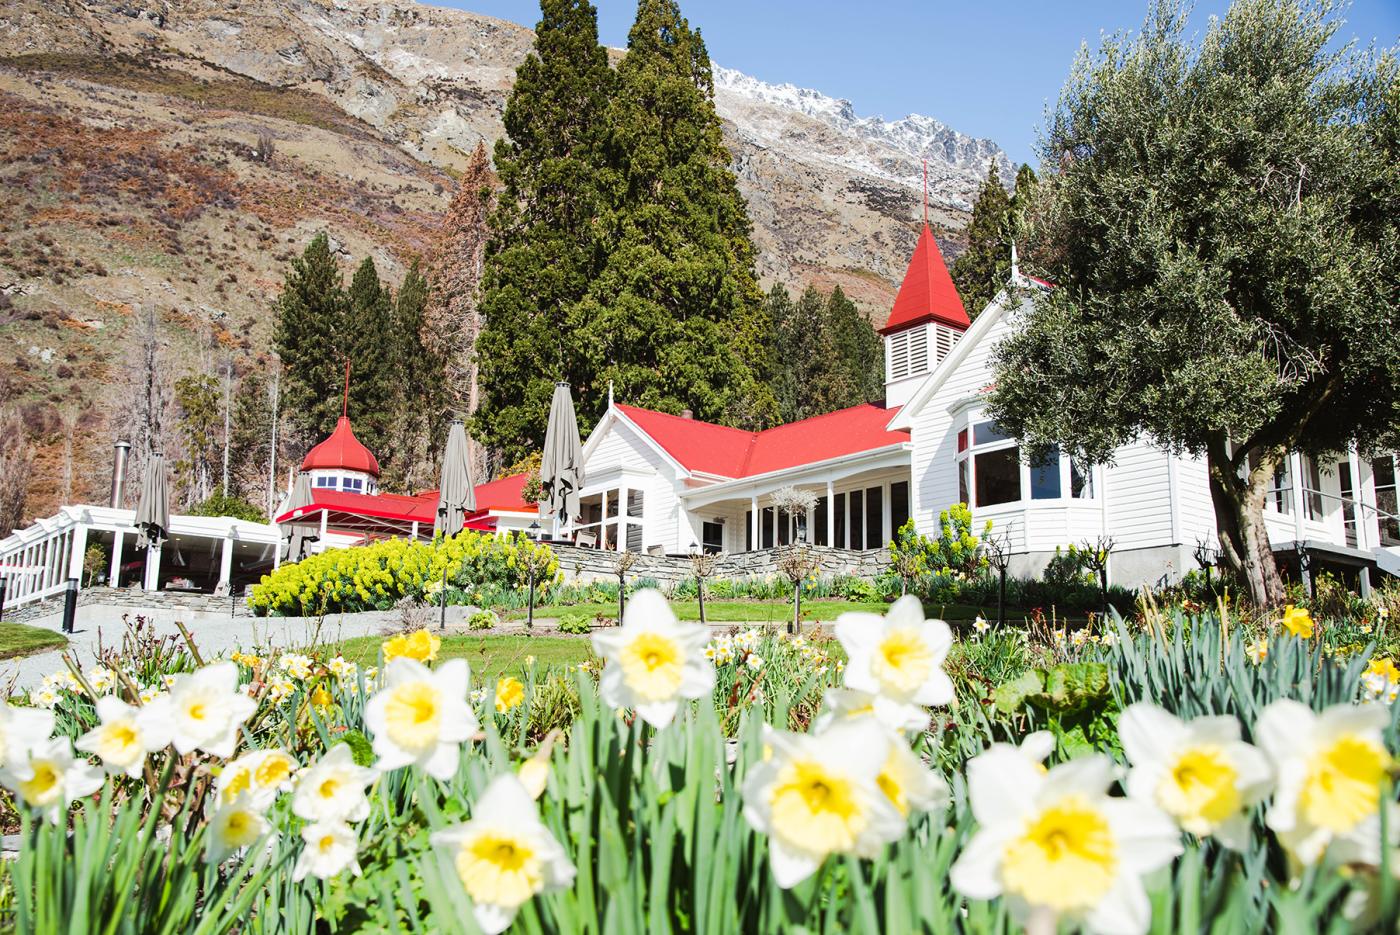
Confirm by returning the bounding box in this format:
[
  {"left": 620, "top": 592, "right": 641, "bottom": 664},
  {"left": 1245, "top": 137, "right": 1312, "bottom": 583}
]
[
  {"left": 434, "top": 420, "right": 477, "bottom": 537},
  {"left": 134, "top": 452, "right": 170, "bottom": 549},
  {"left": 539, "top": 382, "right": 582, "bottom": 532},
  {"left": 280, "top": 471, "right": 315, "bottom": 564}
]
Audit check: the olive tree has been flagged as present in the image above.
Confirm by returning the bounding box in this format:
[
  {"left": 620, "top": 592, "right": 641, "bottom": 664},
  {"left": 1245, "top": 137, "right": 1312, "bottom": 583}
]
[{"left": 989, "top": 0, "right": 1399, "bottom": 606}]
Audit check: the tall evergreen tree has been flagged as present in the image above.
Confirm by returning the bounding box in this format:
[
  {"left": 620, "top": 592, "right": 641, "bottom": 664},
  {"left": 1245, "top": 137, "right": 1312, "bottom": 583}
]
[
  {"left": 171, "top": 374, "right": 222, "bottom": 507},
  {"left": 578, "top": 0, "right": 774, "bottom": 434},
  {"left": 771, "top": 285, "right": 833, "bottom": 422},
  {"left": 228, "top": 367, "right": 274, "bottom": 509},
  {"left": 388, "top": 260, "right": 443, "bottom": 489},
  {"left": 345, "top": 257, "right": 397, "bottom": 458},
  {"left": 950, "top": 161, "right": 1013, "bottom": 318},
  {"left": 824, "top": 286, "right": 883, "bottom": 406},
  {"left": 474, "top": 0, "right": 616, "bottom": 465},
  {"left": 273, "top": 233, "right": 348, "bottom": 446}
]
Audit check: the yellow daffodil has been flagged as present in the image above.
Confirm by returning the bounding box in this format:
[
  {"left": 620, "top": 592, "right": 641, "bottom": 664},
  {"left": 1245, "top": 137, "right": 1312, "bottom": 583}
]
[
  {"left": 1119, "top": 703, "right": 1273, "bottom": 848},
  {"left": 494, "top": 677, "right": 525, "bottom": 714},
  {"left": 431, "top": 774, "right": 576, "bottom": 935},
  {"left": 1281, "top": 605, "right": 1314, "bottom": 639}
]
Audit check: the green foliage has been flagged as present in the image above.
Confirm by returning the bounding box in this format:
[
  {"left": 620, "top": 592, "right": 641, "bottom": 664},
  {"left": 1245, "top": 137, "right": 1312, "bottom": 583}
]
[
  {"left": 766, "top": 284, "right": 883, "bottom": 424},
  {"left": 273, "top": 233, "right": 349, "bottom": 446},
  {"left": 993, "top": 661, "right": 1117, "bottom": 756},
  {"left": 990, "top": 0, "right": 1400, "bottom": 604},
  {"left": 950, "top": 160, "right": 1013, "bottom": 318},
  {"left": 555, "top": 612, "right": 593, "bottom": 635},
  {"left": 344, "top": 256, "right": 398, "bottom": 460},
  {"left": 249, "top": 532, "right": 560, "bottom": 616},
  {"left": 467, "top": 610, "right": 497, "bottom": 631},
  {"left": 227, "top": 367, "right": 275, "bottom": 507},
  {"left": 889, "top": 508, "right": 991, "bottom": 582},
  {"left": 188, "top": 490, "right": 266, "bottom": 523},
  {"left": 171, "top": 373, "right": 222, "bottom": 506}
]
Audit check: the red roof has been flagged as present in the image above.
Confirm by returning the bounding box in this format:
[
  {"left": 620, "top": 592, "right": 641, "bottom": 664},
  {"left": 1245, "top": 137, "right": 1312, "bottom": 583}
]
[
  {"left": 275, "top": 473, "right": 535, "bottom": 528},
  {"left": 301, "top": 417, "right": 381, "bottom": 476},
  {"left": 880, "top": 224, "right": 970, "bottom": 335},
  {"left": 614, "top": 403, "right": 909, "bottom": 479}
]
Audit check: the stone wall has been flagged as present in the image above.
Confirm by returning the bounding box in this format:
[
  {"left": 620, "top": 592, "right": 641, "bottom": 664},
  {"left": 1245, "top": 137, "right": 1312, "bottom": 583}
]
[
  {"left": 550, "top": 545, "right": 890, "bottom": 585},
  {"left": 3, "top": 586, "right": 253, "bottom": 625}
]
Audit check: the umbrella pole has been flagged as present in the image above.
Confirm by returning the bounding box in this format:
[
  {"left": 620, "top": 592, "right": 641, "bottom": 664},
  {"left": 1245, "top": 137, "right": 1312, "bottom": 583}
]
[
  {"left": 527, "top": 564, "right": 536, "bottom": 632},
  {"left": 439, "top": 561, "right": 447, "bottom": 631}
]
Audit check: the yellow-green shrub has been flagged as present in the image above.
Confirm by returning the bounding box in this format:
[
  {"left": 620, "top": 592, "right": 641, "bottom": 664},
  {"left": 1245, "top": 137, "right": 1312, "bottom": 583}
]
[{"left": 248, "top": 531, "right": 560, "bottom": 616}]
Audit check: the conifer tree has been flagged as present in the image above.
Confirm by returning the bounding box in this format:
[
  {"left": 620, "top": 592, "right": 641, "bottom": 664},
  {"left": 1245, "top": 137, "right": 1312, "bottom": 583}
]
[
  {"left": 273, "top": 233, "right": 348, "bottom": 446},
  {"left": 388, "top": 260, "right": 443, "bottom": 489},
  {"left": 950, "top": 161, "right": 1013, "bottom": 318},
  {"left": 345, "top": 257, "right": 398, "bottom": 459},
  {"left": 474, "top": 0, "right": 616, "bottom": 465},
  {"left": 579, "top": 0, "right": 774, "bottom": 433},
  {"left": 228, "top": 367, "right": 274, "bottom": 507},
  {"left": 824, "top": 286, "right": 883, "bottom": 406}
]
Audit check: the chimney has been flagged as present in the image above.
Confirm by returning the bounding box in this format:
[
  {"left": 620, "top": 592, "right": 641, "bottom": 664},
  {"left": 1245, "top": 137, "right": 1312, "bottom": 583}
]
[
  {"left": 110, "top": 440, "right": 131, "bottom": 508},
  {"left": 680, "top": 409, "right": 693, "bottom": 420}
]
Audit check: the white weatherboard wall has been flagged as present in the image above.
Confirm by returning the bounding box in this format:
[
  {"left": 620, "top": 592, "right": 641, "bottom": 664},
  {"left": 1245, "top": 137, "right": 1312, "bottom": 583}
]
[{"left": 579, "top": 416, "right": 685, "bottom": 553}]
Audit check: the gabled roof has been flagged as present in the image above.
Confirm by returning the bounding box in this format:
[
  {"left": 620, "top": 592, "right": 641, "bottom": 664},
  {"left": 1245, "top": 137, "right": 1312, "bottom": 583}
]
[
  {"left": 301, "top": 417, "right": 381, "bottom": 476},
  {"left": 613, "top": 403, "right": 909, "bottom": 479},
  {"left": 880, "top": 224, "right": 970, "bottom": 335},
  {"left": 467, "top": 472, "right": 535, "bottom": 515},
  {"left": 274, "top": 473, "right": 535, "bottom": 527}
]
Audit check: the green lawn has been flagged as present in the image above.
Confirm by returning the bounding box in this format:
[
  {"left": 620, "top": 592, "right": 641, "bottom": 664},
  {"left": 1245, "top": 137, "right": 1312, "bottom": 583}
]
[
  {"left": 322, "top": 634, "right": 594, "bottom": 682},
  {"left": 0, "top": 622, "right": 68, "bottom": 660},
  {"left": 507, "top": 599, "right": 1032, "bottom": 625}
]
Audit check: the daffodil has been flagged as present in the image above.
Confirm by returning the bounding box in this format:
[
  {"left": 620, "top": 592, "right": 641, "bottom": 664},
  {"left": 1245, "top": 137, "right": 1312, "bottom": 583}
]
[
  {"left": 382, "top": 629, "right": 441, "bottom": 664},
  {"left": 973, "top": 616, "right": 990, "bottom": 636},
  {"left": 1246, "top": 638, "right": 1269, "bottom": 664},
  {"left": 365, "top": 658, "right": 477, "bottom": 780},
  {"left": 1257, "top": 699, "right": 1393, "bottom": 867},
  {"left": 834, "top": 595, "right": 954, "bottom": 731},
  {"left": 166, "top": 662, "right": 258, "bottom": 758},
  {"left": 494, "top": 677, "right": 525, "bottom": 713},
  {"left": 1119, "top": 703, "right": 1272, "bottom": 848},
  {"left": 292, "top": 742, "right": 375, "bottom": 823},
  {"left": 293, "top": 821, "right": 361, "bottom": 882},
  {"left": 0, "top": 737, "right": 104, "bottom": 823},
  {"left": 206, "top": 794, "right": 275, "bottom": 863},
  {"left": 279, "top": 653, "right": 314, "bottom": 680},
  {"left": 1281, "top": 605, "right": 1314, "bottom": 639},
  {"left": 517, "top": 733, "right": 560, "bottom": 801},
  {"left": 0, "top": 704, "right": 55, "bottom": 770},
  {"left": 75, "top": 695, "right": 172, "bottom": 778},
  {"left": 870, "top": 723, "right": 950, "bottom": 819},
  {"left": 741, "top": 720, "right": 904, "bottom": 887},
  {"left": 431, "top": 773, "right": 576, "bottom": 935},
  {"left": 591, "top": 589, "right": 714, "bottom": 729},
  {"left": 216, "top": 749, "right": 298, "bottom": 808},
  {"left": 950, "top": 748, "right": 1181, "bottom": 935}
]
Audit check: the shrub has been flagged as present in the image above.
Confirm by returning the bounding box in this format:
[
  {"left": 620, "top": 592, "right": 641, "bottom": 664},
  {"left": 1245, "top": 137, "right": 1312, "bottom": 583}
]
[
  {"left": 556, "top": 612, "right": 593, "bottom": 635},
  {"left": 249, "top": 531, "right": 560, "bottom": 616},
  {"left": 467, "top": 610, "right": 496, "bottom": 631},
  {"left": 186, "top": 490, "right": 266, "bottom": 523}
]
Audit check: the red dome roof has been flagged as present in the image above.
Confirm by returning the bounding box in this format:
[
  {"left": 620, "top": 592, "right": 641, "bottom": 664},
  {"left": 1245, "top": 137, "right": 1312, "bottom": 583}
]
[{"left": 300, "top": 417, "right": 381, "bottom": 476}]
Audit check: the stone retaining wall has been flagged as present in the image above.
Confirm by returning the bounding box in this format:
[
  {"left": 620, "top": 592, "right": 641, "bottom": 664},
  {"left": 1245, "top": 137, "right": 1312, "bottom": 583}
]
[
  {"left": 550, "top": 545, "right": 890, "bottom": 585},
  {"left": 3, "top": 586, "right": 253, "bottom": 625}
]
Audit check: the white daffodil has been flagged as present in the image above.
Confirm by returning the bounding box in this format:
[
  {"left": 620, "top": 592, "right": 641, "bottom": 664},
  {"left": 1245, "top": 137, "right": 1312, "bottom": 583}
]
[
  {"left": 834, "top": 595, "right": 954, "bottom": 731},
  {"left": 293, "top": 820, "right": 361, "bottom": 882},
  {"left": 871, "top": 724, "right": 950, "bottom": 820},
  {"left": 1119, "top": 703, "right": 1272, "bottom": 849},
  {"left": 1017, "top": 730, "right": 1056, "bottom": 769},
  {"left": 292, "top": 743, "right": 375, "bottom": 823},
  {"left": 591, "top": 589, "right": 714, "bottom": 729},
  {"left": 206, "top": 794, "right": 275, "bottom": 863},
  {"left": 364, "top": 658, "right": 476, "bottom": 780},
  {"left": 1257, "top": 699, "right": 1393, "bottom": 868},
  {"left": 741, "top": 719, "right": 904, "bottom": 888},
  {"left": 88, "top": 667, "right": 117, "bottom": 694},
  {"left": 950, "top": 747, "right": 1181, "bottom": 935},
  {"left": 0, "top": 703, "right": 56, "bottom": 770},
  {"left": 166, "top": 662, "right": 258, "bottom": 758},
  {"left": 974, "top": 616, "right": 990, "bottom": 635},
  {"left": 813, "top": 687, "right": 925, "bottom": 734},
  {"left": 0, "top": 737, "right": 104, "bottom": 823},
  {"left": 215, "top": 749, "right": 299, "bottom": 809},
  {"left": 75, "top": 695, "right": 173, "bottom": 778},
  {"left": 430, "top": 773, "right": 576, "bottom": 935}
]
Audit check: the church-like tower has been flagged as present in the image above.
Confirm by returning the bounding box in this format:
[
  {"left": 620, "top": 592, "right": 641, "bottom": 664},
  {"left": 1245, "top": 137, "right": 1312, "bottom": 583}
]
[{"left": 881, "top": 224, "right": 971, "bottom": 408}]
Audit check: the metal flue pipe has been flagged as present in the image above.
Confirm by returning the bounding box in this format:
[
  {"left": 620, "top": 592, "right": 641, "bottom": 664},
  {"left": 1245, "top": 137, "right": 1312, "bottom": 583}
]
[{"left": 110, "top": 440, "right": 132, "bottom": 509}]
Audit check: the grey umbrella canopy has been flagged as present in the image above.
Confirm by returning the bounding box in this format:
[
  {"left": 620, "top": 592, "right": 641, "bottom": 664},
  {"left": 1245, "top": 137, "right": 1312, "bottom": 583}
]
[
  {"left": 540, "top": 382, "right": 583, "bottom": 530},
  {"left": 133, "top": 452, "right": 170, "bottom": 549},
  {"left": 280, "top": 471, "right": 315, "bottom": 564},
  {"left": 434, "top": 420, "right": 477, "bottom": 538}
]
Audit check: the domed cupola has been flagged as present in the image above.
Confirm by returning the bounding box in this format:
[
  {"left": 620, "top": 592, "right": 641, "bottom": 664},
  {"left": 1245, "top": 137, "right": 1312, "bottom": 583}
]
[{"left": 299, "top": 363, "right": 381, "bottom": 494}]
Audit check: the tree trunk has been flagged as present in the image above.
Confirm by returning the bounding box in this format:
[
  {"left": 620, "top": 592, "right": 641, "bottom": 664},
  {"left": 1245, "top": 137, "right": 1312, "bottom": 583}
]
[{"left": 1205, "top": 439, "right": 1286, "bottom": 607}]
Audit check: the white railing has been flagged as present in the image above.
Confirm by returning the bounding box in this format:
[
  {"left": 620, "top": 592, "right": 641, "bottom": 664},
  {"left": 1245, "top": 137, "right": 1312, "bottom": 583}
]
[{"left": 0, "top": 520, "right": 81, "bottom": 609}]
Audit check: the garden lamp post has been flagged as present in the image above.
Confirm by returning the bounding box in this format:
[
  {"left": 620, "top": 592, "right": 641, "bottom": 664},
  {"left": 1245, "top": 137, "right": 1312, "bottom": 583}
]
[
  {"left": 527, "top": 521, "right": 541, "bottom": 632},
  {"left": 439, "top": 559, "right": 448, "bottom": 632},
  {"left": 0, "top": 575, "right": 7, "bottom": 623},
  {"left": 1296, "top": 545, "right": 1315, "bottom": 600},
  {"left": 61, "top": 576, "right": 78, "bottom": 634}
]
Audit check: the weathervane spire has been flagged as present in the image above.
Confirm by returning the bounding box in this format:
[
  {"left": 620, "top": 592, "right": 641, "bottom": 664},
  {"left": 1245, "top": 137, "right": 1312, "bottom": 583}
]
[
  {"left": 342, "top": 358, "right": 350, "bottom": 419},
  {"left": 922, "top": 158, "right": 929, "bottom": 226}
]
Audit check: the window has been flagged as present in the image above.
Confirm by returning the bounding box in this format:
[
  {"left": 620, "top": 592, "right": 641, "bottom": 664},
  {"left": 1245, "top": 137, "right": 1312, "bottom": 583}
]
[
  {"left": 959, "top": 459, "right": 971, "bottom": 505},
  {"left": 974, "top": 448, "right": 1021, "bottom": 506},
  {"left": 834, "top": 493, "right": 846, "bottom": 548},
  {"left": 1340, "top": 462, "right": 1358, "bottom": 548},
  {"left": 702, "top": 521, "right": 724, "bottom": 554},
  {"left": 933, "top": 324, "right": 955, "bottom": 365},
  {"left": 813, "top": 497, "right": 828, "bottom": 546},
  {"left": 1029, "top": 447, "right": 1061, "bottom": 500},
  {"left": 1375, "top": 456, "right": 1399, "bottom": 546},
  {"left": 889, "top": 482, "right": 909, "bottom": 535},
  {"left": 314, "top": 476, "right": 334, "bottom": 488},
  {"left": 744, "top": 511, "right": 753, "bottom": 551},
  {"left": 342, "top": 476, "right": 364, "bottom": 493},
  {"left": 848, "top": 490, "right": 865, "bottom": 550},
  {"left": 973, "top": 421, "right": 1012, "bottom": 446},
  {"left": 761, "top": 507, "right": 775, "bottom": 549},
  {"left": 1071, "top": 458, "right": 1094, "bottom": 499},
  {"left": 864, "top": 486, "right": 883, "bottom": 548}
]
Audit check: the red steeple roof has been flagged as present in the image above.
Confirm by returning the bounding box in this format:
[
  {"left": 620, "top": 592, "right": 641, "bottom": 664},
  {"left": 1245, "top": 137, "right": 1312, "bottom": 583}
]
[
  {"left": 880, "top": 224, "right": 970, "bottom": 335},
  {"left": 301, "top": 417, "right": 381, "bottom": 476}
]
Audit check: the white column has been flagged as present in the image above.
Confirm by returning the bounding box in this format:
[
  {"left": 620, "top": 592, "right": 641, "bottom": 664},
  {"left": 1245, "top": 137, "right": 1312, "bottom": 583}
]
[
  {"left": 67, "top": 524, "right": 88, "bottom": 585},
  {"left": 143, "top": 543, "right": 162, "bottom": 591},
  {"left": 319, "top": 509, "right": 329, "bottom": 551},
  {"left": 826, "top": 480, "right": 835, "bottom": 546},
  {"left": 750, "top": 495, "right": 759, "bottom": 552},
  {"left": 410, "top": 521, "right": 419, "bottom": 542},
  {"left": 616, "top": 484, "right": 628, "bottom": 552},
  {"left": 39, "top": 537, "right": 52, "bottom": 593},
  {"left": 218, "top": 532, "right": 235, "bottom": 594},
  {"left": 272, "top": 531, "right": 283, "bottom": 571},
  {"left": 110, "top": 530, "right": 125, "bottom": 588},
  {"left": 881, "top": 482, "right": 892, "bottom": 547},
  {"left": 1288, "top": 453, "right": 1307, "bottom": 540},
  {"left": 1348, "top": 450, "right": 1368, "bottom": 550}
]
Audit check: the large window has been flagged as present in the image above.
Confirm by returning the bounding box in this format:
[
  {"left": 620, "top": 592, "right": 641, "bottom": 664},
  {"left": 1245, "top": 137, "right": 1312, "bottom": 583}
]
[
  {"left": 813, "top": 497, "right": 829, "bottom": 546},
  {"left": 701, "top": 521, "right": 724, "bottom": 554},
  {"left": 864, "top": 486, "right": 883, "bottom": 549},
  {"left": 956, "top": 417, "right": 1095, "bottom": 508},
  {"left": 1375, "top": 456, "right": 1399, "bottom": 547},
  {"left": 848, "top": 490, "right": 865, "bottom": 550},
  {"left": 889, "top": 482, "right": 909, "bottom": 535}
]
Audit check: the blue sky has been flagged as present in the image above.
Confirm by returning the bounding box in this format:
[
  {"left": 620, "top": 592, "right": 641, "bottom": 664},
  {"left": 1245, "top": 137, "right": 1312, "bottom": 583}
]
[{"left": 436, "top": 0, "right": 1400, "bottom": 166}]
